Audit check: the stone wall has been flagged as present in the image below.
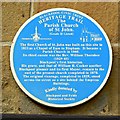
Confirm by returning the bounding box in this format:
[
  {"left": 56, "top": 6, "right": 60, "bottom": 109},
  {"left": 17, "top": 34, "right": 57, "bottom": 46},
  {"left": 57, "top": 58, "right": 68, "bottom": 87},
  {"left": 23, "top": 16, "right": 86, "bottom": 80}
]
[{"left": 1, "top": 2, "right": 119, "bottom": 115}]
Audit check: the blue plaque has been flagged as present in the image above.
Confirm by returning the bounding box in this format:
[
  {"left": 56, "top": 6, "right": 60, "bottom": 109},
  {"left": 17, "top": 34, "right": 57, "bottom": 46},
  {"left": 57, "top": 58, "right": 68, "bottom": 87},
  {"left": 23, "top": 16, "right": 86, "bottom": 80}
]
[{"left": 10, "top": 8, "right": 112, "bottom": 107}]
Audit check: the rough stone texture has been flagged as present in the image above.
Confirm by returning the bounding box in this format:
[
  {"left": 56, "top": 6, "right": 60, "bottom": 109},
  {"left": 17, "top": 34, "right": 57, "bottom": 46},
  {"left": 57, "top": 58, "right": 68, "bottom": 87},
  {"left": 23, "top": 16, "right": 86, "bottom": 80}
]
[
  {"left": 2, "top": 2, "right": 30, "bottom": 41},
  {"left": 0, "top": 46, "right": 2, "bottom": 114},
  {"left": 0, "top": 3, "right": 2, "bottom": 42},
  {"left": 1, "top": 2, "right": 119, "bottom": 115}
]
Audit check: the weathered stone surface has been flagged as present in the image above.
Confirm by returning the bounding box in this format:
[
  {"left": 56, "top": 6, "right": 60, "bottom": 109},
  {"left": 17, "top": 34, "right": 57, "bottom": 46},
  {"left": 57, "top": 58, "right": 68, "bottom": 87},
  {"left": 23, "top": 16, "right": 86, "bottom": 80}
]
[
  {"left": 2, "top": 46, "right": 118, "bottom": 115},
  {"left": 1, "top": 2, "right": 119, "bottom": 115},
  {"left": 2, "top": 2, "right": 30, "bottom": 41}
]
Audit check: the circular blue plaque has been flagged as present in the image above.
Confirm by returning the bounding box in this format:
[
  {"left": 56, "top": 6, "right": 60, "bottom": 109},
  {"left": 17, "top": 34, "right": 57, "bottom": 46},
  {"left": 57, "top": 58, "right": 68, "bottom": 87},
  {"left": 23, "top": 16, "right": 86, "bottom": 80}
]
[{"left": 10, "top": 8, "right": 112, "bottom": 108}]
